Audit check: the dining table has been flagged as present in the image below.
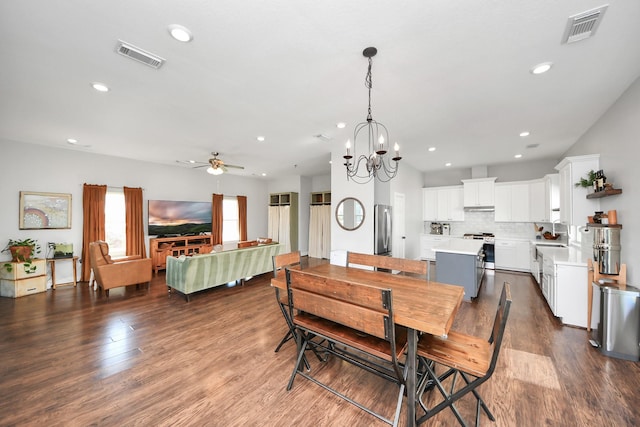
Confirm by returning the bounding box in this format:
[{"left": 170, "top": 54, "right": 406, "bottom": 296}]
[{"left": 271, "top": 263, "right": 465, "bottom": 427}]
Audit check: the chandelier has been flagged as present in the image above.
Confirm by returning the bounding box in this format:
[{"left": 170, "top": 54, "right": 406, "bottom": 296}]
[{"left": 344, "top": 47, "right": 401, "bottom": 183}]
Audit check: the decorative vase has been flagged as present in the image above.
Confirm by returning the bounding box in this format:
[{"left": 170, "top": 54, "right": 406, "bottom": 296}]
[{"left": 9, "top": 246, "right": 32, "bottom": 263}]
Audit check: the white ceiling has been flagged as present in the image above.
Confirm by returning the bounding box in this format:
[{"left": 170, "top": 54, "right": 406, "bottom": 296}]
[{"left": 2, "top": 1, "right": 639, "bottom": 179}]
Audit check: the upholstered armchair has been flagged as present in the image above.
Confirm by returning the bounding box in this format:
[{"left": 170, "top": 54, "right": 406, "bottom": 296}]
[{"left": 88, "top": 241, "right": 152, "bottom": 296}]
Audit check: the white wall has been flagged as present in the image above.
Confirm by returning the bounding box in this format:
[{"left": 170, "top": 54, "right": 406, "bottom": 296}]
[
  {"left": 423, "top": 158, "right": 559, "bottom": 186},
  {"left": 330, "top": 148, "right": 374, "bottom": 256},
  {"left": 0, "top": 140, "right": 269, "bottom": 284},
  {"left": 311, "top": 174, "right": 330, "bottom": 192},
  {"left": 390, "top": 161, "right": 424, "bottom": 260},
  {"left": 562, "top": 75, "right": 640, "bottom": 283}
]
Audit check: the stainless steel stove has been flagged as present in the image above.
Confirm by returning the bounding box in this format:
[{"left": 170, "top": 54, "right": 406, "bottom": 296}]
[
  {"left": 463, "top": 233, "right": 495, "bottom": 269},
  {"left": 463, "top": 232, "right": 495, "bottom": 243}
]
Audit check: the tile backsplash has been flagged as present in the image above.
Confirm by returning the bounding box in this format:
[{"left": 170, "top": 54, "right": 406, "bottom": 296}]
[{"left": 424, "top": 211, "right": 567, "bottom": 240}]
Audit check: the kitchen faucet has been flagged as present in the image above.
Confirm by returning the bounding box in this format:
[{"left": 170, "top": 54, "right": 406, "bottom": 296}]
[{"left": 552, "top": 219, "right": 562, "bottom": 236}]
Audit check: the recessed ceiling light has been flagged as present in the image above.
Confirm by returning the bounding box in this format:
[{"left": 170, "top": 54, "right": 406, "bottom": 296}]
[
  {"left": 428, "top": 147, "right": 436, "bottom": 152},
  {"left": 168, "top": 24, "right": 193, "bottom": 42},
  {"left": 531, "top": 62, "right": 553, "bottom": 75},
  {"left": 336, "top": 122, "right": 346, "bottom": 129},
  {"left": 329, "top": 160, "right": 332, "bottom": 164},
  {"left": 519, "top": 131, "right": 530, "bottom": 137},
  {"left": 257, "top": 136, "right": 265, "bottom": 142},
  {"left": 67, "top": 138, "right": 77, "bottom": 144},
  {"left": 514, "top": 154, "right": 523, "bottom": 159},
  {"left": 261, "top": 173, "right": 267, "bottom": 177},
  {"left": 445, "top": 162, "right": 452, "bottom": 167},
  {"left": 91, "top": 82, "right": 109, "bottom": 92}
]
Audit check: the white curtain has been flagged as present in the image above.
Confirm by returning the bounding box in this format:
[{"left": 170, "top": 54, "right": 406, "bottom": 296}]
[
  {"left": 321, "top": 204, "right": 331, "bottom": 259},
  {"left": 279, "top": 205, "right": 291, "bottom": 253},
  {"left": 309, "top": 205, "right": 321, "bottom": 258},
  {"left": 309, "top": 204, "right": 331, "bottom": 259},
  {"left": 268, "top": 206, "right": 280, "bottom": 243}
]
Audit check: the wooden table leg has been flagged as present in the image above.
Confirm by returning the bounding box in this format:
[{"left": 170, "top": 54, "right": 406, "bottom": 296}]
[
  {"left": 587, "top": 259, "right": 593, "bottom": 331},
  {"left": 50, "top": 260, "right": 57, "bottom": 290},
  {"left": 406, "top": 328, "right": 417, "bottom": 427},
  {"left": 72, "top": 256, "right": 78, "bottom": 287}
]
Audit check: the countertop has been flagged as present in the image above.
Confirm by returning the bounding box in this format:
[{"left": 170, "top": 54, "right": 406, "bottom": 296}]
[
  {"left": 432, "top": 239, "right": 484, "bottom": 256},
  {"left": 535, "top": 245, "right": 590, "bottom": 266}
]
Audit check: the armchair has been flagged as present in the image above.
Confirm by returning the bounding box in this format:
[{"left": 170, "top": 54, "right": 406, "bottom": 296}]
[{"left": 88, "top": 241, "right": 152, "bottom": 296}]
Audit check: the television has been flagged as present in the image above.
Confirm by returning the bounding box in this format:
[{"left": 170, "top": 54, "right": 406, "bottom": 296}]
[{"left": 148, "top": 200, "right": 212, "bottom": 236}]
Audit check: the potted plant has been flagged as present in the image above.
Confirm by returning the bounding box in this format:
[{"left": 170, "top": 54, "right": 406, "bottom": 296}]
[
  {"left": 575, "top": 169, "right": 597, "bottom": 190},
  {"left": 2, "top": 238, "right": 42, "bottom": 274}
]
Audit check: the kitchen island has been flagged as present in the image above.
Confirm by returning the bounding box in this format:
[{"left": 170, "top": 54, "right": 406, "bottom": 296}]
[{"left": 434, "top": 239, "right": 484, "bottom": 301}]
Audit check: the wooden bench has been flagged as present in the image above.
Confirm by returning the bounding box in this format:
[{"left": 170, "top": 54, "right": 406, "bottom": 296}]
[
  {"left": 285, "top": 268, "right": 407, "bottom": 426},
  {"left": 346, "top": 251, "right": 428, "bottom": 278}
]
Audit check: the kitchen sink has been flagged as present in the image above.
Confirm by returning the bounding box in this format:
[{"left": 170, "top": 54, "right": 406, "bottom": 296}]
[{"left": 535, "top": 243, "right": 567, "bottom": 248}]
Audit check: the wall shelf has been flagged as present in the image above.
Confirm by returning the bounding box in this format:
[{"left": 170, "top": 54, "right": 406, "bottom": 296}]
[{"left": 586, "top": 188, "right": 622, "bottom": 199}]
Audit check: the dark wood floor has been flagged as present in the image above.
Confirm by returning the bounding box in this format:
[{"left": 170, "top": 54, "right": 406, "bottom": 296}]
[{"left": 1, "top": 258, "right": 639, "bottom": 426}]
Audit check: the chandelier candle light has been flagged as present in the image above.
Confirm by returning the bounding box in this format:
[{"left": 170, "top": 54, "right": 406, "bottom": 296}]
[{"left": 344, "top": 47, "right": 401, "bottom": 183}]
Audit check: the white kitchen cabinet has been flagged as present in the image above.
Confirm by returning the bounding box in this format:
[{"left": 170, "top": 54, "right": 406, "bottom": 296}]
[
  {"left": 494, "top": 238, "right": 530, "bottom": 272},
  {"left": 494, "top": 182, "right": 530, "bottom": 222},
  {"left": 555, "top": 264, "right": 588, "bottom": 328},
  {"left": 422, "top": 188, "right": 438, "bottom": 221},
  {"left": 530, "top": 174, "right": 560, "bottom": 223},
  {"left": 462, "top": 177, "right": 496, "bottom": 207},
  {"left": 420, "top": 235, "right": 451, "bottom": 260},
  {"left": 555, "top": 155, "right": 600, "bottom": 227},
  {"left": 529, "top": 179, "right": 547, "bottom": 222},
  {"left": 542, "top": 255, "right": 557, "bottom": 315},
  {"left": 422, "top": 186, "right": 464, "bottom": 222}
]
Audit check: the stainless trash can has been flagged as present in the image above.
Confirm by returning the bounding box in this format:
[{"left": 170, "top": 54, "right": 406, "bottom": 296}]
[{"left": 592, "top": 284, "right": 640, "bottom": 361}]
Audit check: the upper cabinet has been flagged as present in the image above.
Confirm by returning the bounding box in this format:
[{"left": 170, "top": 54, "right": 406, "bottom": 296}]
[
  {"left": 555, "top": 155, "right": 600, "bottom": 227},
  {"left": 422, "top": 186, "right": 465, "bottom": 222},
  {"left": 495, "top": 182, "right": 530, "bottom": 222},
  {"left": 529, "top": 174, "right": 559, "bottom": 223},
  {"left": 462, "top": 177, "right": 497, "bottom": 207}
]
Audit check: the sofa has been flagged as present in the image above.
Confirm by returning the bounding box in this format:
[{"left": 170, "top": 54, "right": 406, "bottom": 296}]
[{"left": 165, "top": 243, "right": 283, "bottom": 300}]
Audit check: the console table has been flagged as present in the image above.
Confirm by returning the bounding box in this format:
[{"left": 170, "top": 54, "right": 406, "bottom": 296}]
[
  {"left": 150, "top": 235, "right": 213, "bottom": 274},
  {"left": 47, "top": 256, "right": 79, "bottom": 289}
]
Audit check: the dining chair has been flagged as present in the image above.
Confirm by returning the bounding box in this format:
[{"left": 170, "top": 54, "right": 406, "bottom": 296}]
[
  {"left": 285, "top": 267, "right": 408, "bottom": 426},
  {"left": 347, "top": 251, "right": 428, "bottom": 279},
  {"left": 416, "top": 282, "right": 512, "bottom": 426},
  {"left": 272, "top": 251, "right": 302, "bottom": 352}
]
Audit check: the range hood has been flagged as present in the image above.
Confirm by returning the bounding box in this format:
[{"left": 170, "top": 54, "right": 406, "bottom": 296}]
[{"left": 464, "top": 206, "right": 495, "bottom": 212}]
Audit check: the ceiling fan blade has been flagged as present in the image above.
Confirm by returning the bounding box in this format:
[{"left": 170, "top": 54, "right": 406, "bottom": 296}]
[{"left": 225, "top": 164, "right": 245, "bottom": 170}]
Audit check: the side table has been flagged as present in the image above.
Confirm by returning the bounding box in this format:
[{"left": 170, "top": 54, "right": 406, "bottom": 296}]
[{"left": 47, "top": 256, "right": 79, "bottom": 289}]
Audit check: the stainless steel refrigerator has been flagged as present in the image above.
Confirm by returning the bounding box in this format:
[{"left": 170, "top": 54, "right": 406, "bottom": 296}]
[{"left": 374, "top": 204, "right": 392, "bottom": 256}]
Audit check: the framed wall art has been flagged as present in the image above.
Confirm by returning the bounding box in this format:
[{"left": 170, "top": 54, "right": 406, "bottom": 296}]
[{"left": 19, "top": 191, "right": 72, "bottom": 229}]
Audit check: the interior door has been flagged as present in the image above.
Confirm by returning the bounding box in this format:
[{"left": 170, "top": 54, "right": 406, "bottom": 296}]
[{"left": 392, "top": 192, "right": 406, "bottom": 259}]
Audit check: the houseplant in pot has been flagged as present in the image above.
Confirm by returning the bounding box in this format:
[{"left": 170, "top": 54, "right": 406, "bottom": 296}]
[
  {"left": 575, "top": 169, "right": 597, "bottom": 191},
  {"left": 2, "top": 238, "right": 42, "bottom": 273}
]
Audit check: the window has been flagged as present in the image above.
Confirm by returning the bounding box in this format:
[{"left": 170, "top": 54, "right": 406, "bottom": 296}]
[
  {"left": 105, "top": 189, "right": 126, "bottom": 257},
  {"left": 222, "top": 198, "right": 239, "bottom": 243}
]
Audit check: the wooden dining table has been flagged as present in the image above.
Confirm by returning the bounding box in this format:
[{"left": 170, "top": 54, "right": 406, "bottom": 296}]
[{"left": 271, "top": 263, "right": 465, "bottom": 427}]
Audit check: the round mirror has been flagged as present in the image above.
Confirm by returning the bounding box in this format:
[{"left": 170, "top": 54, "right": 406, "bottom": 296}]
[{"left": 335, "top": 197, "right": 365, "bottom": 231}]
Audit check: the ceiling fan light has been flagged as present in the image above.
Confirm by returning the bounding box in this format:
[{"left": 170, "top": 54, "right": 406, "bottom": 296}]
[{"left": 207, "top": 166, "right": 224, "bottom": 175}]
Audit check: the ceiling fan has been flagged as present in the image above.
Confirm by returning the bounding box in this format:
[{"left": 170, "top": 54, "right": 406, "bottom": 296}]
[{"left": 179, "top": 152, "right": 245, "bottom": 175}]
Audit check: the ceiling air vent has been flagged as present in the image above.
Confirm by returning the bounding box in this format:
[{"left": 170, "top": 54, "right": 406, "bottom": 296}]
[
  {"left": 562, "top": 5, "right": 608, "bottom": 44},
  {"left": 116, "top": 41, "right": 165, "bottom": 69}
]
